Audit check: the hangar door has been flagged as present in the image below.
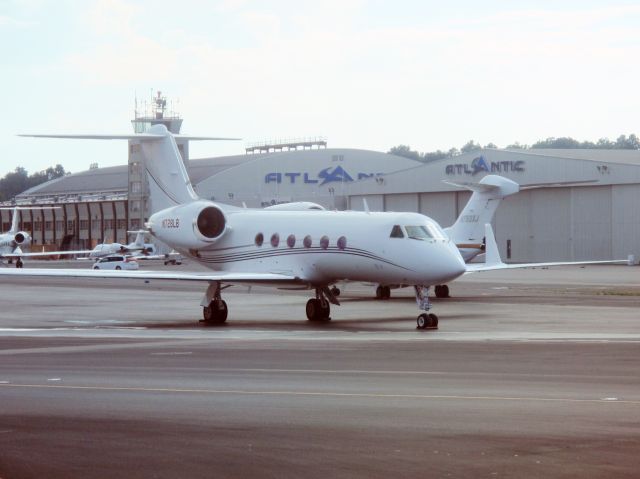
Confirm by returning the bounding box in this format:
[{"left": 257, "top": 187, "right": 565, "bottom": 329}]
[{"left": 571, "top": 186, "right": 612, "bottom": 260}]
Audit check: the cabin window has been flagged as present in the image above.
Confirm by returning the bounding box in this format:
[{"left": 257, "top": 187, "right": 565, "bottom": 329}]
[
  {"left": 303, "top": 235, "right": 312, "bottom": 248},
  {"left": 255, "top": 233, "right": 264, "bottom": 246},
  {"left": 270, "top": 233, "right": 280, "bottom": 247},
  {"left": 390, "top": 225, "right": 404, "bottom": 238},
  {"left": 337, "top": 236, "right": 347, "bottom": 250},
  {"left": 287, "top": 234, "right": 296, "bottom": 248},
  {"left": 320, "top": 235, "right": 329, "bottom": 250}
]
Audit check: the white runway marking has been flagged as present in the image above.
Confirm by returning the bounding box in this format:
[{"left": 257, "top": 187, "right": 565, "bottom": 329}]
[{"left": 1, "top": 383, "right": 639, "bottom": 405}]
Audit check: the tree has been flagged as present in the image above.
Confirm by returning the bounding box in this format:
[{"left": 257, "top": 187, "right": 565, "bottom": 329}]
[
  {"left": 460, "top": 140, "right": 482, "bottom": 153},
  {"left": 0, "top": 164, "right": 68, "bottom": 202},
  {"left": 388, "top": 145, "right": 422, "bottom": 161}
]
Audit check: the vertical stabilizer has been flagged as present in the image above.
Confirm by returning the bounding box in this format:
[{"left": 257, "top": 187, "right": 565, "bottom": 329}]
[
  {"left": 9, "top": 207, "right": 19, "bottom": 234},
  {"left": 444, "top": 175, "right": 519, "bottom": 245},
  {"left": 141, "top": 124, "right": 199, "bottom": 214}
]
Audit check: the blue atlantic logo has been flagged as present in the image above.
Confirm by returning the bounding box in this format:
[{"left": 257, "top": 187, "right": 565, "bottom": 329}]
[
  {"left": 265, "top": 166, "right": 382, "bottom": 185},
  {"left": 471, "top": 156, "right": 490, "bottom": 175},
  {"left": 318, "top": 166, "right": 354, "bottom": 185},
  {"left": 445, "top": 156, "right": 525, "bottom": 176}
]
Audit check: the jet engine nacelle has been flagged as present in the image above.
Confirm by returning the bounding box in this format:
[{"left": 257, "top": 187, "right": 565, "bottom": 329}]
[
  {"left": 149, "top": 201, "right": 227, "bottom": 250},
  {"left": 13, "top": 231, "right": 31, "bottom": 247}
]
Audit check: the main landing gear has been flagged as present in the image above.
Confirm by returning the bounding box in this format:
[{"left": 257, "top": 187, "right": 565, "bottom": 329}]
[
  {"left": 375, "top": 285, "right": 391, "bottom": 300},
  {"left": 414, "top": 285, "right": 438, "bottom": 330},
  {"left": 15, "top": 258, "right": 23, "bottom": 268},
  {"left": 434, "top": 284, "right": 450, "bottom": 298},
  {"left": 200, "top": 282, "right": 228, "bottom": 324},
  {"left": 306, "top": 286, "right": 340, "bottom": 322}
]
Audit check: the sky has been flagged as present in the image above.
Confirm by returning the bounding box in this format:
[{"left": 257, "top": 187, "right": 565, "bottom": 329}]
[{"left": 2, "top": 0, "right": 640, "bottom": 176}]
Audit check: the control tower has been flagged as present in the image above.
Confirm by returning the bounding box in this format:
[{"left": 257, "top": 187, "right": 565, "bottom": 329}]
[{"left": 128, "top": 91, "right": 188, "bottom": 234}]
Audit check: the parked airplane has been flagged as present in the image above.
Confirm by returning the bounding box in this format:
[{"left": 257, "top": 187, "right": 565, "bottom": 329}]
[
  {"left": 1, "top": 125, "right": 620, "bottom": 329},
  {"left": 0, "top": 207, "right": 90, "bottom": 267},
  {"left": 89, "top": 230, "right": 156, "bottom": 258},
  {"left": 374, "top": 174, "right": 519, "bottom": 300}
]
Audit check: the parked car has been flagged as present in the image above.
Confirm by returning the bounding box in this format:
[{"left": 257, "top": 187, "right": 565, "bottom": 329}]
[{"left": 92, "top": 255, "right": 139, "bottom": 270}]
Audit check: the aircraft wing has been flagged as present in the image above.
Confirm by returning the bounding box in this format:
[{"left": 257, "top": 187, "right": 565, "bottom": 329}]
[
  {"left": 466, "top": 259, "right": 626, "bottom": 273},
  {"left": 2, "top": 249, "right": 92, "bottom": 258},
  {"left": 0, "top": 268, "right": 304, "bottom": 287},
  {"left": 465, "top": 224, "right": 628, "bottom": 273}
]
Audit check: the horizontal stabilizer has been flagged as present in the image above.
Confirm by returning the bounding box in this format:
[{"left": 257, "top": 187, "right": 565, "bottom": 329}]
[{"left": 19, "top": 133, "right": 241, "bottom": 141}]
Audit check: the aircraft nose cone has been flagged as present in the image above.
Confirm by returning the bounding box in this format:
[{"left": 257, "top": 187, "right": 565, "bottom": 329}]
[{"left": 440, "top": 242, "right": 466, "bottom": 282}]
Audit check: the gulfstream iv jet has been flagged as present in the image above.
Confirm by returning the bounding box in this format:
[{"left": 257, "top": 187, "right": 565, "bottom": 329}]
[{"left": 1, "top": 125, "right": 620, "bottom": 329}]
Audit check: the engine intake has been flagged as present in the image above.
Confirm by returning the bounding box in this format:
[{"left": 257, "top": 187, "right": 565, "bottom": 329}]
[
  {"left": 14, "top": 232, "right": 26, "bottom": 244},
  {"left": 196, "top": 206, "right": 226, "bottom": 239}
]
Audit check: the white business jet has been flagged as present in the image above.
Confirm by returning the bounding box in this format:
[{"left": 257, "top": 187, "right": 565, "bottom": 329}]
[
  {"left": 0, "top": 207, "right": 91, "bottom": 267},
  {"left": 0, "top": 125, "right": 619, "bottom": 329},
  {"left": 374, "top": 174, "right": 520, "bottom": 300},
  {"left": 90, "top": 230, "right": 155, "bottom": 258}
]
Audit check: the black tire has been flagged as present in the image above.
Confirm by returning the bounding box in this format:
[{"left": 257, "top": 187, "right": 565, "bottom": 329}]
[
  {"left": 428, "top": 313, "right": 439, "bottom": 328},
  {"left": 382, "top": 286, "right": 391, "bottom": 300},
  {"left": 203, "top": 300, "right": 228, "bottom": 324},
  {"left": 435, "top": 285, "right": 450, "bottom": 299},
  {"left": 331, "top": 286, "right": 341, "bottom": 297},
  {"left": 375, "top": 285, "right": 384, "bottom": 300},
  {"left": 115, "top": 266, "right": 122, "bottom": 270},
  {"left": 416, "top": 313, "right": 428, "bottom": 329},
  {"left": 93, "top": 266, "right": 99, "bottom": 270},
  {"left": 319, "top": 300, "right": 331, "bottom": 320},
  {"left": 217, "top": 300, "right": 228, "bottom": 323},
  {"left": 306, "top": 298, "right": 319, "bottom": 320}
]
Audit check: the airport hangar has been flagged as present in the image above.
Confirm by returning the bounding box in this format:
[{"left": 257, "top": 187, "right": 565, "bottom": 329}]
[{"left": 3, "top": 143, "right": 640, "bottom": 264}]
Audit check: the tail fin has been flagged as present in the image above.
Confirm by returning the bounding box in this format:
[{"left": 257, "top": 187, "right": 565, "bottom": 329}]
[
  {"left": 140, "top": 125, "right": 199, "bottom": 212},
  {"left": 127, "top": 230, "right": 147, "bottom": 248},
  {"left": 444, "top": 175, "right": 519, "bottom": 246},
  {"left": 9, "top": 207, "right": 18, "bottom": 234}
]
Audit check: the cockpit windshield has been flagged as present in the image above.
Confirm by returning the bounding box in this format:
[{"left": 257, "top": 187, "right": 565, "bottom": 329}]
[
  {"left": 405, "top": 221, "right": 448, "bottom": 241},
  {"left": 405, "top": 225, "right": 432, "bottom": 240}
]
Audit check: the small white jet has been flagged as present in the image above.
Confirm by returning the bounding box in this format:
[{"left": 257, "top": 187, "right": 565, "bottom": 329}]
[
  {"left": 89, "top": 230, "right": 156, "bottom": 258},
  {"left": 0, "top": 207, "right": 90, "bottom": 268},
  {"left": 1, "top": 126, "right": 621, "bottom": 329},
  {"left": 374, "top": 174, "right": 520, "bottom": 300}
]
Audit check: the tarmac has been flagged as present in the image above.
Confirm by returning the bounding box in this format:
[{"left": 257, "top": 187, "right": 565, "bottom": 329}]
[{"left": 0, "top": 261, "right": 639, "bottom": 478}]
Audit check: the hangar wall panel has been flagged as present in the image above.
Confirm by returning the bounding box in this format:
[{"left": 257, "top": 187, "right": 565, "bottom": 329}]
[
  {"left": 349, "top": 195, "right": 384, "bottom": 212},
  {"left": 419, "top": 192, "right": 457, "bottom": 228},
  {"left": 529, "top": 188, "right": 571, "bottom": 261},
  {"left": 611, "top": 184, "right": 640, "bottom": 260},
  {"left": 384, "top": 194, "right": 418, "bottom": 212},
  {"left": 495, "top": 191, "right": 533, "bottom": 262},
  {"left": 571, "top": 186, "right": 612, "bottom": 260}
]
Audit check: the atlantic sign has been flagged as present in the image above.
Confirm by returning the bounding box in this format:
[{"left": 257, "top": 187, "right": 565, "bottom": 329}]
[
  {"left": 265, "top": 166, "right": 383, "bottom": 185},
  {"left": 445, "top": 155, "right": 525, "bottom": 176}
]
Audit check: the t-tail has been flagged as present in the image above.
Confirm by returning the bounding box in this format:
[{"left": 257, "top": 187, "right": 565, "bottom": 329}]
[
  {"left": 19, "top": 125, "right": 240, "bottom": 215},
  {"left": 443, "top": 175, "right": 519, "bottom": 262}
]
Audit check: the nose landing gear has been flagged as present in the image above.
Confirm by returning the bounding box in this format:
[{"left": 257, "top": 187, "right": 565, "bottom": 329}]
[{"left": 414, "top": 285, "right": 438, "bottom": 330}]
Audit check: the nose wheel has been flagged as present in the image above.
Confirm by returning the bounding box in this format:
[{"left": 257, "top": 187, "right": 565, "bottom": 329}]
[
  {"left": 416, "top": 313, "right": 438, "bottom": 329},
  {"left": 414, "top": 285, "right": 438, "bottom": 331}
]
